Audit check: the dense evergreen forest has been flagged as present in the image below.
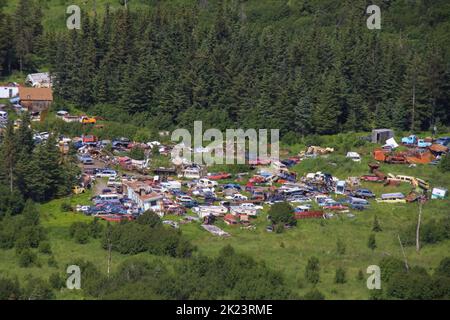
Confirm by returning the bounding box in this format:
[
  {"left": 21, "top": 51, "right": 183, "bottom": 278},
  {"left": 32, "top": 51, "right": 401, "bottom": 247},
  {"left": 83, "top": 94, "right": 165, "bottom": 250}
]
[{"left": 1, "top": 0, "right": 450, "bottom": 136}]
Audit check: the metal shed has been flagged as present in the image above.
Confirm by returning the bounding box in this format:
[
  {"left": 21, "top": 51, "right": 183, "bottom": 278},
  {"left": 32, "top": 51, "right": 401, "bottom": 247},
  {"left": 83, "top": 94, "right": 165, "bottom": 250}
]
[{"left": 371, "top": 129, "right": 394, "bottom": 144}]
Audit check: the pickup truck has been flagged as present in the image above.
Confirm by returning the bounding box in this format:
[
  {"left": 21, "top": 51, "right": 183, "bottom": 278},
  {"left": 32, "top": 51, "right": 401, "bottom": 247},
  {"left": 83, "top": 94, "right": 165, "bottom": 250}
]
[
  {"left": 401, "top": 135, "right": 417, "bottom": 146},
  {"left": 417, "top": 139, "right": 432, "bottom": 148}
]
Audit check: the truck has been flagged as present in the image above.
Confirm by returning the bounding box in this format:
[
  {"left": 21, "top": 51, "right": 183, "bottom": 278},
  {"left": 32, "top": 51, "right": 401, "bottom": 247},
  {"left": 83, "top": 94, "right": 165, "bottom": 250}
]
[
  {"left": 81, "top": 116, "right": 97, "bottom": 124},
  {"left": 401, "top": 135, "right": 417, "bottom": 146},
  {"left": 417, "top": 139, "right": 432, "bottom": 148},
  {"left": 72, "top": 186, "right": 86, "bottom": 195}
]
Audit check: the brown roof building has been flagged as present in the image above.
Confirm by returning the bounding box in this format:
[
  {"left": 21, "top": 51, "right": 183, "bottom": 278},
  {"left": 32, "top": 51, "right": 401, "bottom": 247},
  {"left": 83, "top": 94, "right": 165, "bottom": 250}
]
[{"left": 19, "top": 87, "right": 53, "bottom": 112}]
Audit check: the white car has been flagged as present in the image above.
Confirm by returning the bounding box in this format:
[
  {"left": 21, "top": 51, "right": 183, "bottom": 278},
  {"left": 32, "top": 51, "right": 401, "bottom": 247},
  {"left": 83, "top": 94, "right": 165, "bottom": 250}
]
[
  {"left": 176, "top": 195, "right": 194, "bottom": 203},
  {"left": 225, "top": 194, "right": 248, "bottom": 201},
  {"left": 288, "top": 196, "right": 312, "bottom": 204},
  {"left": 40, "top": 132, "right": 50, "bottom": 140},
  {"left": 76, "top": 205, "right": 90, "bottom": 213},
  {"left": 346, "top": 152, "right": 361, "bottom": 162},
  {"left": 240, "top": 203, "right": 263, "bottom": 210},
  {"left": 198, "top": 178, "right": 218, "bottom": 188},
  {"left": 96, "top": 170, "right": 117, "bottom": 178}
]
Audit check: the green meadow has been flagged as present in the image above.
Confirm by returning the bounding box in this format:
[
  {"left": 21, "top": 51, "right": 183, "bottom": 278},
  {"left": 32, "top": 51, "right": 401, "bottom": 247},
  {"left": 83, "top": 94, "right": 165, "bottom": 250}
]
[{"left": 1, "top": 133, "right": 448, "bottom": 300}]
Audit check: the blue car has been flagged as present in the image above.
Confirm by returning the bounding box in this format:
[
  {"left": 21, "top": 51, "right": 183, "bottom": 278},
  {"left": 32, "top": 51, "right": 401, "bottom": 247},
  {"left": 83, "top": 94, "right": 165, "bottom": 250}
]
[
  {"left": 353, "top": 189, "right": 375, "bottom": 199},
  {"left": 181, "top": 200, "right": 198, "bottom": 209},
  {"left": 436, "top": 137, "right": 450, "bottom": 146}
]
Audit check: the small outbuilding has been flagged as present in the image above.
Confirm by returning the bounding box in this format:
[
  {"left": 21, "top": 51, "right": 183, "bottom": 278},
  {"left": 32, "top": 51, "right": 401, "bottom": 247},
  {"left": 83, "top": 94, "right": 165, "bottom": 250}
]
[{"left": 371, "top": 129, "right": 394, "bottom": 144}]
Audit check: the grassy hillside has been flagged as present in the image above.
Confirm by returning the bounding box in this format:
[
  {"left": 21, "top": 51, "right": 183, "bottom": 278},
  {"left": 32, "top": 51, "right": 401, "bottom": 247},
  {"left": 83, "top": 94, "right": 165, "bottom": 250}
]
[{"left": 1, "top": 132, "right": 449, "bottom": 300}]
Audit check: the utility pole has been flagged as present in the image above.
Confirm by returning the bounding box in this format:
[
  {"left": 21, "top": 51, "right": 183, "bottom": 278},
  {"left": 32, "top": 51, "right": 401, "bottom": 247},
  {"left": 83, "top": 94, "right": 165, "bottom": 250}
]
[
  {"left": 411, "top": 62, "right": 416, "bottom": 132},
  {"left": 398, "top": 234, "right": 409, "bottom": 271},
  {"left": 416, "top": 198, "right": 424, "bottom": 253},
  {"left": 106, "top": 223, "right": 112, "bottom": 277}
]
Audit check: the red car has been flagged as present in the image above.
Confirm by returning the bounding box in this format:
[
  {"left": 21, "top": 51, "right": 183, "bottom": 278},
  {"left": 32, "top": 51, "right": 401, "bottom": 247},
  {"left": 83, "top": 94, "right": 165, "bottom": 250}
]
[
  {"left": 208, "top": 172, "right": 232, "bottom": 180},
  {"left": 249, "top": 175, "right": 266, "bottom": 184},
  {"left": 360, "top": 175, "right": 384, "bottom": 182},
  {"left": 323, "top": 204, "right": 349, "bottom": 211},
  {"left": 295, "top": 211, "right": 324, "bottom": 219},
  {"left": 248, "top": 158, "right": 271, "bottom": 166}
]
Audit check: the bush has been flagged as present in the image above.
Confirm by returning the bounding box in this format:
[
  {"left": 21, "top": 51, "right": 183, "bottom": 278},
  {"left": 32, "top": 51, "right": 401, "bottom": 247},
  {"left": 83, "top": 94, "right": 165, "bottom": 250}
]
[
  {"left": 39, "top": 241, "right": 52, "bottom": 255},
  {"left": 303, "top": 289, "right": 325, "bottom": 300},
  {"left": 436, "top": 257, "right": 450, "bottom": 277},
  {"left": 367, "top": 234, "right": 377, "bottom": 250},
  {"left": 69, "top": 220, "right": 104, "bottom": 244},
  {"left": 48, "top": 256, "right": 58, "bottom": 268},
  {"left": 401, "top": 217, "right": 450, "bottom": 246},
  {"left": 274, "top": 223, "right": 285, "bottom": 234},
  {"left": 103, "top": 219, "right": 194, "bottom": 258},
  {"left": 22, "top": 277, "right": 54, "bottom": 300},
  {"left": 137, "top": 210, "right": 162, "bottom": 228},
  {"left": 305, "top": 257, "right": 320, "bottom": 284},
  {"left": 336, "top": 238, "right": 346, "bottom": 255},
  {"left": 60, "top": 203, "right": 73, "bottom": 212},
  {"left": 439, "top": 154, "right": 450, "bottom": 172},
  {"left": 357, "top": 270, "right": 364, "bottom": 281},
  {"left": 49, "top": 273, "right": 65, "bottom": 290},
  {"left": 379, "top": 257, "right": 406, "bottom": 282},
  {"left": 18, "top": 250, "right": 38, "bottom": 268},
  {"left": 268, "top": 202, "right": 295, "bottom": 226},
  {"left": 372, "top": 215, "right": 382, "bottom": 232},
  {"left": 129, "top": 147, "right": 145, "bottom": 160},
  {"left": 335, "top": 267, "right": 347, "bottom": 284},
  {"left": 88, "top": 218, "right": 104, "bottom": 239},
  {"left": 0, "top": 277, "right": 21, "bottom": 300}
]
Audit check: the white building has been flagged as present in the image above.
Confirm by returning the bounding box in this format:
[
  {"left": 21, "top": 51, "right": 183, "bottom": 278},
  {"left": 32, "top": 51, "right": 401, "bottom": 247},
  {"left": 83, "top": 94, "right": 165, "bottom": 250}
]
[
  {"left": 124, "top": 181, "right": 164, "bottom": 215},
  {"left": 25, "top": 72, "right": 53, "bottom": 88},
  {"left": 0, "top": 85, "right": 19, "bottom": 99}
]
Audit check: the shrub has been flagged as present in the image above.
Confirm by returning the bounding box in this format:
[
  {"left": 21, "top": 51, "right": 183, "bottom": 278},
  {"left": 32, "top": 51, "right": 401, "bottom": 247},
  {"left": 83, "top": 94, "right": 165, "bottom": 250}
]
[
  {"left": 103, "top": 219, "right": 194, "bottom": 258},
  {"left": 69, "top": 222, "right": 91, "bottom": 244},
  {"left": 137, "top": 210, "right": 162, "bottom": 228},
  {"left": 335, "top": 267, "right": 347, "bottom": 284},
  {"left": 303, "top": 289, "right": 325, "bottom": 300},
  {"left": 439, "top": 154, "right": 450, "bottom": 173},
  {"left": 48, "top": 256, "right": 58, "bottom": 268},
  {"left": 357, "top": 270, "right": 364, "bottom": 281},
  {"left": 268, "top": 202, "right": 295, "bottom": 226},
  {"left": 129, "top": 147, "right": 145, "bottom": 160},
  {"left": 305, "top": 257, "right": 320, "bottom": 284},
  {"left": 336, "top": 238, "right": 346, "bottom": 255},
  {"left": 60, "top": 203, "right": 72, "bottom": 212},
  {"left": 22, "top": 277, "right": 54, "bottom": 300},
  {"left": 39, "top": 241, "right": 52, "bottom": 255},
  {"left": 49, "top": 273, "right": 65, "bottom": 290},
  {"left": 0, "top": 277, "right": 21, "bottom": 300},
  {"left": 372, "top": 215, "right": 382, "bottom": 232},
  {"left": 18, "top": 250, "right": 38, "bottom": 268},
  {"left": 367, "top": 234, "right": 377, "bottom": 250}
]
